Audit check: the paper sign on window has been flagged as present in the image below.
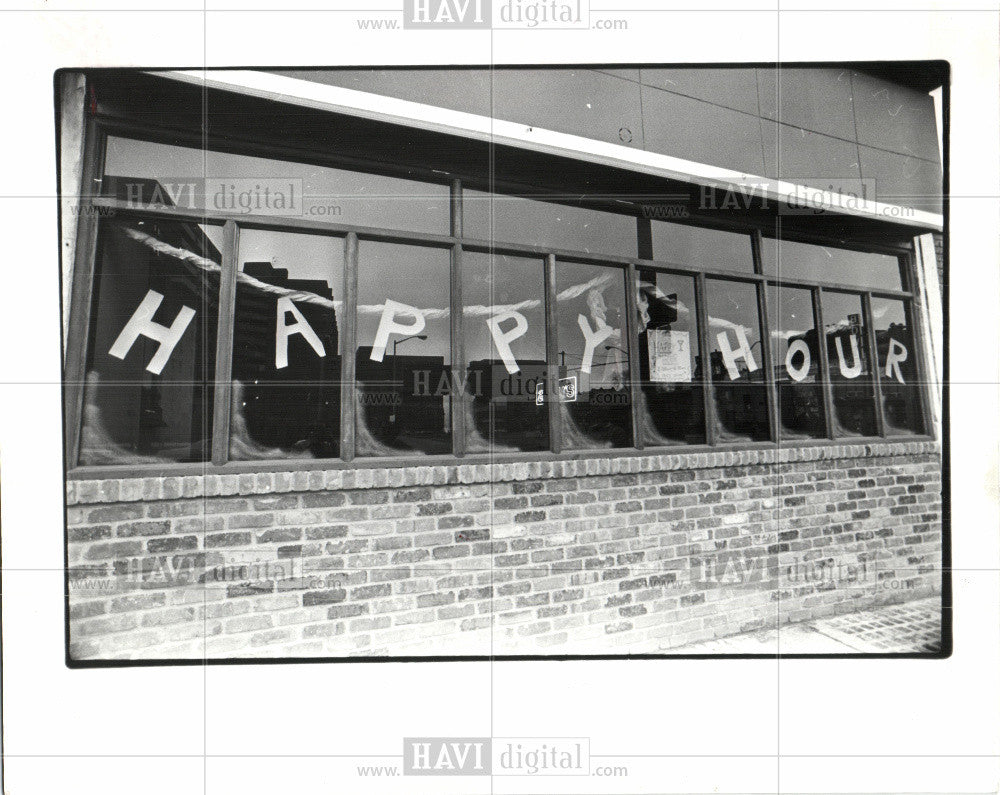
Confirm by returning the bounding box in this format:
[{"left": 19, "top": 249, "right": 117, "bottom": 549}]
[
  {"left": 648, "top": 329, "right": 692, "bottom": 383},
  {"left": 535, "top": 376, "right": 578, "bottom": 405}
]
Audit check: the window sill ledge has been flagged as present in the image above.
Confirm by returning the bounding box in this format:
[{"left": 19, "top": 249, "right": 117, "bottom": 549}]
[{"left": 66, "top": 437, "right": 941, "bottom": 505}]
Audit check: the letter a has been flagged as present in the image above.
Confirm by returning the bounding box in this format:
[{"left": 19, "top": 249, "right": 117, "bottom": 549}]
[{"left": 275, "top": 296, "right": 325, "bottom": 369}]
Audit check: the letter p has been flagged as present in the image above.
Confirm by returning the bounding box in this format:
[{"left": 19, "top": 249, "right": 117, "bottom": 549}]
[
  {"left": 370, "top": 299, "right": 426, "bottom": 362},
  {"left": 487, "top": 310, "right": 528, "bottom": 374}
]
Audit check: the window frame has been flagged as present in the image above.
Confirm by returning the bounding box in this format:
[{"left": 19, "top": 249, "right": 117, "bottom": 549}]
[{"left": 64, "top": 119, "right": 933, "bottom": 476}]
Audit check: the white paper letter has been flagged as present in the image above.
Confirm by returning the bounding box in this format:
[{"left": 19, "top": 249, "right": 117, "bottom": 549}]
[
  {"left": 577, "top": 314, "right": 615, "bottom": 375},
  {"left": 885, "top": 338, "right": 908, "bottom": 383},
  {"left": 275, "top": 296, "right": 325, "bottom": 369},
  {"left": 784, "top": 339, "right": 811, "bottom": 382},
  {"left": 716, "top": 327, "right": 759, "bottom": 380},
  {"left": 109, "top": 289, "right": 195, "bottom": 375},
  {"left": 487, "top": 311, "right": 529, "bottom": 374},
  {"left": 370, "top": 299, "right": 426, "bottom": 362},
  {"left": 834, "top": 334, "right": 863, "bottom": 378}
]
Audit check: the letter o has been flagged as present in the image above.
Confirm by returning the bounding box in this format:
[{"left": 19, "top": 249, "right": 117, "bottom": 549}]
[{"left": 784, "top": 339, "right": 811, "bottom": 382}]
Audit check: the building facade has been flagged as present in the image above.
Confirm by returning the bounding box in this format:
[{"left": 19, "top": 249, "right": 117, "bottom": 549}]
[{"left": 59, "top": 66, "right": 946, "bottom": 661}]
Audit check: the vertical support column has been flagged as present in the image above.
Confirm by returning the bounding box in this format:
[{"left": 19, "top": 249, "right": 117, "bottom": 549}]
[
  {"left": 544, "top": 253, "right": 562, "bottom": 454},
  {"left": 862, "top": 292, "right": 886, "bottom": 437},
  {"left": 636, "top": 216, "right": 653, "bottom": 260},
  {"left": 695, "top": 272, "right": 717, "bottom": 446},
  {"left": 911, "top": 237, "right": 943, "bottom": 438},
  {"left": 63, "top": 118, "right": 104, "bottom": 468},
  {"left": 450, "top": 179, "right": 466, "bottom": 458},
  {"left": 340, "top": 232, "right": 359, "bottom": 462},
  {"left": 751, "top": 227, "right": 766, "bottom": 275},
  {"left": 210, "top": 220, "right": 239, "bottom": 466},
  {"left": 813, "top": 287, "right": 836, "bottom": 439},
  {"left": 752, "top": 229, "right": 778, "bottom": 442},
  {"left": 59, "top": 72, "right": 89, "bottom": 350},
  {"left": 756, "top": 280, "right": 779, "bottom": 443},
  {"left": 624, "top": 263, "right": 644, "bottom": 450}
]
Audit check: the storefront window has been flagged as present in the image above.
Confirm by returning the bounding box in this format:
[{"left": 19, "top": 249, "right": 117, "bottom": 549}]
[
  {"left": 463, "top": 252, "right": 549, "bottom": 452},
  {"left": 762, "top": 237, "right": 904, "bottom": 291},
  {"left": 821, "top": 291, "right": 878, "bottom": 437},
  {"left": 767, "top": 286, "right": 825, "bottom": 440},
  {"left": 69, "top": 132, "right": 930, "bottom": 469},
  {"left": 230, "top": 230, "right": 343, "bottom": 460},
  {"left": 871, "top": 297, "right": 924, "bottom": 435},
  {"left": 102, "top": 136, "right": 450, "bottom": 234},
  {"left": 464, "top": 190, "right": 638, "bottom": 257},
  {"left": 355, "top": 241, "right": 452, "bottom": 456},
  {"left": 555, "top": 262, "right": 632, "bottom": 449},
  {"left": 78, "top": 218, "right": 219, "bottom": 464},
  {"left": 636, "top": 269, "right": 705, "bottom": 445},
  {"left": 705, "top": 279, "right": 769, "bottom": 442},
  {"left": 652, "top": 221, "right": 754, "bottom": 273}
]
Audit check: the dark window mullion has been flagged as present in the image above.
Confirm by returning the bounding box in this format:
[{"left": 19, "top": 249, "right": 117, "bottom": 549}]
[
  {"left": 751, "top": 227, "right": 765, "bottom": 276},
  {"left": 861, "top": 291, "right": 887, "bottom": 437},
  {"left": 544, "top": 253, "right": 562, "bottom": 454},
  {"left": 752, "top": 228, "right": 779, "bottom": 440},
  {"left": 695, "top": 272, "right": 717, "bottom": 446},
  {"left": 624, "top": 262, "right": 644, "bottom": 450},
  {"left": 813, "top": 287, "right": 836, "bottom": 440},
  {"left": 756, "top": 280, "right": 779, "bottom": 444},
  {"left": 636, "top": 216, "right": 653, "bottom": 260},
  {"left": 450, "top": 179, "right": 466, "bottom": 458},
  {"left": 210, "top": 220, "right": 239, "bottom": 466},
  {"left": 340, "top": 232, "right": 359, "bottom": 462}
]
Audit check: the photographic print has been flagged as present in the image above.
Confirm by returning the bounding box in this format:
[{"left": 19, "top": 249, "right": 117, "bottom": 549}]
[{"left": 59, "top": 64, "right": 948, "bottom": 663}]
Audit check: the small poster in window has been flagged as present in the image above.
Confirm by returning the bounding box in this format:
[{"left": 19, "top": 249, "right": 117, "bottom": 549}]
[
  {"left": 648, "top": 329, "right": 692, "bottom": 383},
  {"left": 535, "top": 376, "right": 578, "bottom": 404}
]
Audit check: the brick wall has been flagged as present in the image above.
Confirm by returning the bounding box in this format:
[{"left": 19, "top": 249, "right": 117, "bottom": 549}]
[{"left": 65, "top": 441, "right": 942, "bottom": 660}]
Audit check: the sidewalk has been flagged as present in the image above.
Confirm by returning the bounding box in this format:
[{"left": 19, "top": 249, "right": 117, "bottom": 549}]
[{"left": 670, "top": 597, "right": 944, "bottom": 654}]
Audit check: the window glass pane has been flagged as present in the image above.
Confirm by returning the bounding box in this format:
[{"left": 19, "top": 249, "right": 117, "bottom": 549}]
[
  {"left": 767, "top": 286, "right": 825, "bottom": 440},
  {"left": 635, "top": 269, "right": 705, "bottom": 445},
  {"left": 761, "top": 237, "right": 904, "bottom": 290},
  {"left": 651, "top": 221, "right": 754, "bottom": 273},
  {"left": 465, "top": 190, "right": 638, "bottom": 257},
  {"left": 355, "top": 242, "right": 451, "bottom": 456},
  {"left": 871, "top": 297, "right": 923, "bottom": 435},
  {"left": 705, "top": 279, "right": 769, "bottom": 442},
  {"left": 821, "top": 291, "right": 878, "bottom": 437},
  {"left": 230, "top": 230, "right": 343, "bottom": 460},
  {"left": 79, "top": 218, "right": 219, "bottom": 464},
  {"left": 463, "top": 252, "right": 548, "bottom": 452},
  {"left": 102, "top": 136, "right": 449, "bottom": 234},
  {"left": 554, "top": 262, "right": 632, "bottom": 448}
]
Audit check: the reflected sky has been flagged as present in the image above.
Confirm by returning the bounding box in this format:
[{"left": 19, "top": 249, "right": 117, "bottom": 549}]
[{"left": 761, "top": 236, "right": 903, "bottom": 290}]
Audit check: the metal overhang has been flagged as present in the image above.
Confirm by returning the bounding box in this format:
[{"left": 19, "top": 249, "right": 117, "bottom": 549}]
[{"left": 148, "top": 69, "right": 943, "bottom": 235}]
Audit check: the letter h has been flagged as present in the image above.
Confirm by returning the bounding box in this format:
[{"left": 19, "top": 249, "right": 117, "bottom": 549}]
[{"left": 108, "top": 289, "right": 196, "bottom": 375}]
